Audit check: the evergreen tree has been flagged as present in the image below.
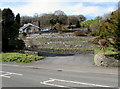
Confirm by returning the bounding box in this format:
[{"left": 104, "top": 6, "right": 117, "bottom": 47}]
[
  {"left": 112, "top": 9, "right": 120, "bottom": 53},
  {"left": 15, "top": 13, "right": 20, "bottom": 28},
  {"left": 98, "top": 8, "right": 120, "bottom": 53},
  {"left": 15, "top": 13, "right": 20, "bottom": 25},
  {"left": 2, "top": 8, "right": 15, "bottom": 51},
  {"left": 2, "top": 8, "right": 25, "bottom": 52}
]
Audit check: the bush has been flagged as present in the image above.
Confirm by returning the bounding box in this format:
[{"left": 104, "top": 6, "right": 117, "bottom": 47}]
[
  {"left": 9, "top": 39, "right": 25, "bottom": 50},
  {"left": 0, "top": 53, "right": 44, "bottom": 63},
  {"left": 22, "top": 32, "right": 27, "bottom": 37},
  {"left": 74, "top": 31, "right": 86, "bottom": 36}
]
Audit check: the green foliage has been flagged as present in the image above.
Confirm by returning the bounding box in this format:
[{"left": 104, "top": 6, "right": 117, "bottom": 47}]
[
  {"left": 15, "top": 13, "right": 20, "bottom": 31},
  {"left": 8, "top": 39, "right": 25, "bottom": 50},
  {"left": 111, "top": 10, "right": 120, "bottom": 52},
  {"left": 2, "top": 8, "right": 15, "bottom": 52},
  {"left": 48, "top": 18, "right": 57, "bottom": 25},
  {"left": 95, "top": 47, "right": 117, "bottom": 54},
  {"left": 0, "top": 53, "right": 44, "bottom": 63},
  {"left": 57, "top": 15, "right": 68, "bottom": 25},
  {"left": 15, "top": 13, "right": 20, "bottom": 24},
  {"left": 2, "top": 8, "right": 25, "bottom": 52},
  {"left": 2, "top": 8, "right": 15, "bottom": 39},
  {"left": 98, "top": 22, "right": 115, "bottom": 38},
  {"left": 22, "top": 32, "right": 27, "bottom": 37},
  {"left": 98, "top": 9, "right": 120, "bottom": 52},
  {"left": 81, "top": 17, "right": 102, "bottom": 31}
]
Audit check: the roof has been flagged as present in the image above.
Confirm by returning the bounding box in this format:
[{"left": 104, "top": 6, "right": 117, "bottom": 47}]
[{"left": 19, "top": 23, "right": 40, "bottom": 31}]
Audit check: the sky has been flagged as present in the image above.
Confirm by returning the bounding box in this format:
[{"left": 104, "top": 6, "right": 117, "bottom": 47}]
[{"left": 0, "top": 0, "right": 119, "bottom": 20}]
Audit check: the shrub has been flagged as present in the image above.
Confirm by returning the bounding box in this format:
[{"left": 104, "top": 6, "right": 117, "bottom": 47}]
[
  {"left": 22, "top": 32, "right": 27, "bottom": 37},
  {"left": 8, "top": 39, "right": 25, "bottom": 50},
  {"left": 0, "top": 53, "right": 44, "bottom": 63},
  {"left": 98, "top": 39, "right": 109, "bottom": 53}
]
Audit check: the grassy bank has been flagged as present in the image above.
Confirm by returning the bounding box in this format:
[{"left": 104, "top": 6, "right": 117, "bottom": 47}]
[
  {"left": 0, "top": 52, "right": 44, "bottom": 63},
  {"left": 94, "top": 48, "right": 118, "bottom": 54}
]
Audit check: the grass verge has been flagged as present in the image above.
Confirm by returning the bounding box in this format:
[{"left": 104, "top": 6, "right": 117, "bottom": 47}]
[
  {"left": 94, "top": 48, "right": 118, "bottom": 54},
  {"left": 0, "top": 52, "right": 44, "bottom": 63}
]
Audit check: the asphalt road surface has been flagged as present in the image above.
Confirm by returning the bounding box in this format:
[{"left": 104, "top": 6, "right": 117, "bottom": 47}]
[
  {"left": 1, "top": 64, "right": 118, "bottom": 88},
  {"left": 1, "top": 54, "right": 119, "bottom": 88}
]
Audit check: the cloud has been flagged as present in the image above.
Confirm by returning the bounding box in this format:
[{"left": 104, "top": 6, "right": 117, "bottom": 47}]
[
  {"left": 0, "top": 0, "right": 119, "bottom": 3},
  {"left": 0, "top": 0, "right": 118, "bottom": 20}
]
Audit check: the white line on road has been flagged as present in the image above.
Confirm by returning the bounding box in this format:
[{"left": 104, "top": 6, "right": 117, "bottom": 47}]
[
  {"left": 40, "top": 78, "right": 112, "bottom": 87},
  {"left": 40, "top": 78, "right": 66, "bottom": 87},
  {"left": 0, "top": 74, "right": 11, "bottom": 78},
  {"left": 0, "top": 71, "right": 23, "bottom": 78}
]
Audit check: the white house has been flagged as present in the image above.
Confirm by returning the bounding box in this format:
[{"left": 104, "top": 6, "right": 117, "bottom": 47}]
[{"left": 19, "top": 23, "right": 40, "bottom": 33}]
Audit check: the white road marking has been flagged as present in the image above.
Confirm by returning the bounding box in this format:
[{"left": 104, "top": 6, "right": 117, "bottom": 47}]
[
  {"left": 40, "top": 78, "right": 112, "bottom": 87},
  {"left": 0, "top": 71, "right": 23, "bottom": 78},
  {"left": 0, "top": 74, "right": 11, "bottom": 78},
  {"left": 40, "top": 78, "right": 66, "bottom": 87}
]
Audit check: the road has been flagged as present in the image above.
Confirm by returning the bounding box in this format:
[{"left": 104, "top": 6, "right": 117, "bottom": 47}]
[
  {"left": 1, "top": 64, "right": 118, "bottom": 88},
  {"left": 1, "top": 54, "right": 119, "bottom": 88}
]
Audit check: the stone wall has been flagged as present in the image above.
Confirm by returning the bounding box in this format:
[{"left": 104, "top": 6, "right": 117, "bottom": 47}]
[
  {"left": 12, "top": 50, "right": 38, "bottom": 55},
  {"left": 94, "top": 53, "right": 120, "bottom": 67},
  {"left": 34, "top": 48, "right": 94, "bottom": 54}
]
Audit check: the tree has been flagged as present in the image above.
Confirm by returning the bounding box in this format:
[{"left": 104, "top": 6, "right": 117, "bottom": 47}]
[
  {"left": 13, "top": 13, "right": 21, "bottom": 38},
  {"left": 78, "top": 15, "right": 86, "bottom": 22},
  {"left": 53, "top": 10, "right": 68, "bottom": 25},
  {"left": 57, "top": 15, "right": 68, "bottom": 25},
  {"left": 67, "top": 16, "right": 78, "bottom": 25},
  {"left": 111, "top": 9, "right": 120, "bottom": 52},
  {"left": 2, "top": 8, "right": 25, "bottom": 52},
  {"left": 15, "top": 13, "right": 20, "bottom": 25},
  {"left": 21, "top": 16, "right": 32, "bottom": 25},
  {"left": 81, "top": 16, "right": 102, "bottom": 32},
  {"left": 48, "top": 18, "right": 57, "bottom": 26},
  {"left": 98, "top": 8, "right": 120, "bottom": 53},
  {"left": 2, "top": 8, "right": 15, "bottom": 51}
]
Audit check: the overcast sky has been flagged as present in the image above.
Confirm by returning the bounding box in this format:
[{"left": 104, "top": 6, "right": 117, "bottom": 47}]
[{"left": 0, "top": 0, "right": 119, "bottom": 20}]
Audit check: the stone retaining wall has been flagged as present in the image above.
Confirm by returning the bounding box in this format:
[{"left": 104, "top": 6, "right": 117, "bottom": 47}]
[
  {"left": 32, "top": 48, "right": 95, "bottom": 54},
  {"left": 94, "top": 53, "right": 120, "bottom": 67}
]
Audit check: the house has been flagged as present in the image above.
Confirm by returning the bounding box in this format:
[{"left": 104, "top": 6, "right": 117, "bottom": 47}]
[{"left": 19, "top": 23, "right": 40, "bottom": 34}]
